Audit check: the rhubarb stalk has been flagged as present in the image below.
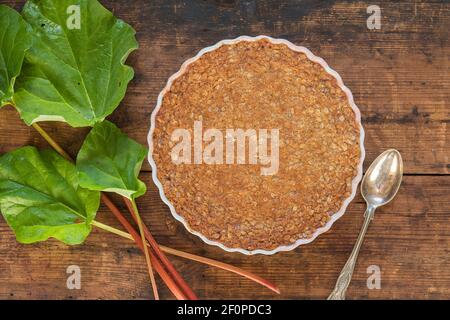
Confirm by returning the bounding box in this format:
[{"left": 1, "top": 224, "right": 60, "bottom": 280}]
[
  {"left": 159, "top": 245, "right": 280, "bottom": 294},
  {"left": 100, "top": 194, "right": 188, "bottom": 299},
  {"left": 124, "top": 198, "right": 198, "bottom": 300},
  {"left": 132, "top": 200, "right": 159, "bottom": 300}
]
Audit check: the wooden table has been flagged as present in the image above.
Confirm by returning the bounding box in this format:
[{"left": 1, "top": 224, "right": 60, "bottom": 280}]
[{"left": 0, "top": 0, "right": 448, "bottom": 300}]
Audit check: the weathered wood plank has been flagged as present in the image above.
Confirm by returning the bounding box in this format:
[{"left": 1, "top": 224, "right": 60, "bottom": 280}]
[
  {"left": 0, "top": 0, "right": 448, "bottom": 173},
  {"left": 0, "top": 175, "right": 448, "bottom": 299},
  {"left": 1, "top": 106, "right": 447, "bottom": 174},
  {"left": 0, "top": 0, "right": 448, "bottom": 300}
]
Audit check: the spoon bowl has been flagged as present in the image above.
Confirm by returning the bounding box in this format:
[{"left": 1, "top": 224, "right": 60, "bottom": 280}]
[{"left": 361, "top": 149, "right": 403, "bottom": 208}]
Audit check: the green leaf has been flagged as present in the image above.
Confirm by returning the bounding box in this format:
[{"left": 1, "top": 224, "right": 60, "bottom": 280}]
[
  {"left": 14, "top": 0, "right": 138, "bottom": 127},
  {"left": 77, "top": 120, "right": 147, "bottom": 200},
  {"left": 0, "top": 146, "right": 100, "bottom": 244},
  {"left": 0, "top": 5, "right": 33, "bottom": 107}
]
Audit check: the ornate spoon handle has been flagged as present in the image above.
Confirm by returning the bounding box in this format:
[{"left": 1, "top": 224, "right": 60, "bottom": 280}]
[{"left": 327, "top": 206, "right": 376, "bottom": 300}]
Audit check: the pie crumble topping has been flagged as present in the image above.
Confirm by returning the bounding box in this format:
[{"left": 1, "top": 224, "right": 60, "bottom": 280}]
[{"left": 152, "top": 39, "right": 361, "bottom": 251}]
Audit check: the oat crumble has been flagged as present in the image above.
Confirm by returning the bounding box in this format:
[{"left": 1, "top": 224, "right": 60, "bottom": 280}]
[{"left": 152, "top": 39, "right": 361, "bottom": 251}]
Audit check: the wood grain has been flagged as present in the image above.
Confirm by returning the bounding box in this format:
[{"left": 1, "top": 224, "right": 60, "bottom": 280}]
[
  {"left": 0, "top": 174, "right": 448, "bottom": 299},
  {"left": 1, "top": 0, "right": 448, "bottom": 174},
  {"left": 0, "top": 0, "right": 448, "bottom": 299}
]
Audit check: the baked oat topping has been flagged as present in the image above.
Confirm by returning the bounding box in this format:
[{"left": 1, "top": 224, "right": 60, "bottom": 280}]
[{"left": 152, "top": 39, "right": 361, "bottom": 251}]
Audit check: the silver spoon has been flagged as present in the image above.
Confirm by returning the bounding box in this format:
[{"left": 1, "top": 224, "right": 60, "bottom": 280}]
[{"left": 328, "top": 149, "right": 403, "bottom": 300}]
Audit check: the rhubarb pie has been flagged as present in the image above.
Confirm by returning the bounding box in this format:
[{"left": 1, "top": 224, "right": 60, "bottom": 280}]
[{"left": 151, "top": 37, "right": 363, "bottom": 253}]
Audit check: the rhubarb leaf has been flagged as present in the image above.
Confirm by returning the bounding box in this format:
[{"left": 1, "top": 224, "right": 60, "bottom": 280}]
[
  {"left": 77, "top": 121, "right": 147, "bottom": 200},
  {"left": 0, "top": 5, "right": 33, "bottom": 107},
  {"left": 14, "top": 0, "right": 138, "bottom": 127},
  {"left": 0, "top": 146, "right": 100, "bottom": 244}
]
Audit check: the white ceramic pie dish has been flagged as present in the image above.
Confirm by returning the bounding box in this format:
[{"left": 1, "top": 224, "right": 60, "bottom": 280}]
[{"left": 147, "top": 35, "right": 365, "bottom": 255}]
